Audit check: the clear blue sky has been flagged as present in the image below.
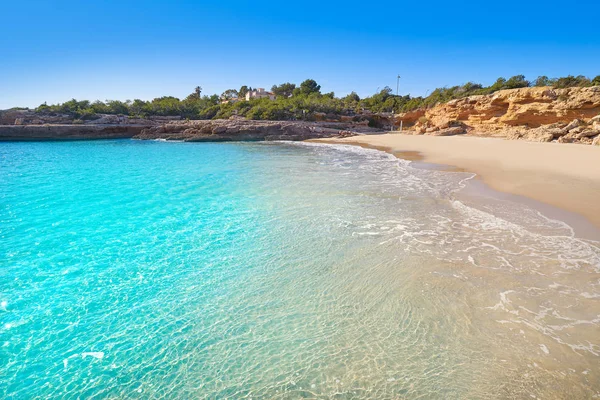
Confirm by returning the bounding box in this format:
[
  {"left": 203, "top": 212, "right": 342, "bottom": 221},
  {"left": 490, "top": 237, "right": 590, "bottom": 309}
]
[{"left": 2, "top": 0, "right": 599, "bottom": 109}]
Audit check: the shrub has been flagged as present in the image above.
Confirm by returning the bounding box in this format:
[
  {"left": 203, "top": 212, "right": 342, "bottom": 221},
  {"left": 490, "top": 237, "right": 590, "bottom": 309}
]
[
  {"left": 504, "top": 75, "right": 530, "bottom": 89},
  {"left": 553, "top": 75, "right": 591, "bottom": 88},
  {"left": 533, "top": 76, "right": 555, "bottom": 87}
]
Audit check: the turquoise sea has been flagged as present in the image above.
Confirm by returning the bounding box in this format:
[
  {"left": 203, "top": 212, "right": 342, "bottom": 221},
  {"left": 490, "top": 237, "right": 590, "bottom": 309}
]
[{"left": 1, "top": 140, "right": 599, "bottom": 399}]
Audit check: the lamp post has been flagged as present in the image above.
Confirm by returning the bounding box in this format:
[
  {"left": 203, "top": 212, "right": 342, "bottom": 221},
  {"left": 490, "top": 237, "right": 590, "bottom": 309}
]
[{"left": 391, "top": 75, "right": 401, "bottom": 132}]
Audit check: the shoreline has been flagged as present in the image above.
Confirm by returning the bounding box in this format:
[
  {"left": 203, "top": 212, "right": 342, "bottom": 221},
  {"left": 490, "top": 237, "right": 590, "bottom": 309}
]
[{"left": 311, "top": 134, "right": 600, "bottom": 238}]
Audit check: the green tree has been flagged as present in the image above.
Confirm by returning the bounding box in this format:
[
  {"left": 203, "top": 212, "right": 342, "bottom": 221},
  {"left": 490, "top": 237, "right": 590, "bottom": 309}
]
[
  {"left": 130, "top": 99, "right": 149, "bottom": 116},
  {"left": 591, "top": 75, "right": 600, "bottom": 86},
  {"left": 220, "top": 89, "right": 239, "bottom": 101},
  {"left": 57, "top": 99, "right": 88, "bottom": 114},
  {"left": 504, "top": 75, "right": 530, "bottom": 89},
  {"left": 36, "top": 102, "right": 50, "bottom": 112},
  {"left": 238, "top": 85, "right": 251, "bottom": 99},
  {"left": 298, "top": 79, "right": 321, "bottom": 96},
  {"left": 106, "top": 100, "right": 130, "bottom": 115},
  {"left": 90, "top": 100, "right": 110, "bottom": 114},
  {"left": 186, "top": 86, "right": 202, "bottom": 101},
  {"left": 489, "top": 77, "right": 507, "bottom": 91},
  {"left": 271, "top": 82, "right": 296, "bottom": 98},
  {"left": 343, "top": 92, "right": 360, "bottom": 102},
  {"left": 461, "top": 82, "right": 483, "bottom": 92},
  {"left": 554, "top": 75, "right": 591, "bottom": 88},
  {"left": 149, "top": 96, "right": 181, "bottom": 116},
  {"left": 533, "top": 76, "right": 553, "bottom": 87}
]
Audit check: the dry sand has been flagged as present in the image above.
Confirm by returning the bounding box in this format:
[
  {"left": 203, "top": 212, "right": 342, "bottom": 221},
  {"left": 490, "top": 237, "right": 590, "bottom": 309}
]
[{"left": 312, "top": 134, "right": 600, "bottom": 230}]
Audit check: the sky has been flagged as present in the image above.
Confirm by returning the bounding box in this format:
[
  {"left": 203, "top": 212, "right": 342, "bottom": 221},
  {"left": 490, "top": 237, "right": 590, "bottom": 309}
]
[{"left": 1, "top": 0, "right": 599, "bottom": 109}]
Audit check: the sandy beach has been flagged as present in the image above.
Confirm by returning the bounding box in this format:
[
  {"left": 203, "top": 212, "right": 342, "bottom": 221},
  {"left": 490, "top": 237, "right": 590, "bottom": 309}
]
[{"left": 313, "top": 134, "right": 600, "bottom": 230}]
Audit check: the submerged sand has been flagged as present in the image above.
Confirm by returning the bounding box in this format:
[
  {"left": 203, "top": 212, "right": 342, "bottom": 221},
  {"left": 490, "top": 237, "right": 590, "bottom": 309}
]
[{"left": 312, "top": 134, "right": 600, "bottom": 230}]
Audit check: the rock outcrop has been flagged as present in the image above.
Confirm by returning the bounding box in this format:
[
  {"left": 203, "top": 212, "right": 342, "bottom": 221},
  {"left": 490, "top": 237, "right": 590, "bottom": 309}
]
[
  {"left": 0, "top": 124, "right": 148, "bottom": 141},
  {"left": 0, "top": 116, "right": 378, "bottom": 142},
  {"left": 0, "top": 109, "right": 176, "bottom": 126},
  {"left": 397, "top": 86, "right": 600, "bottom": 145},
  {"left": 134, "top": 120, "right": 368, "bottom": 141}
]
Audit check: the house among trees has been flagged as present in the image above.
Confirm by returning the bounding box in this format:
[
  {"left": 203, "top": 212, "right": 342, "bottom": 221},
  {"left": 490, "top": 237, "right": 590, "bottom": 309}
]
[{"left": 245, "top": 88, "right": 276, "bottom": 101}]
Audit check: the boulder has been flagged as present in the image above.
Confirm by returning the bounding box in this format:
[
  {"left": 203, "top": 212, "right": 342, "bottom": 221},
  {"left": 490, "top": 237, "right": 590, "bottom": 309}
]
[
  {"left": 337, "top": 130, "right": 356, "bottom": 138},
  {"left": 576, "top": 129, "right": 600, "bottom": 138},
  {"left": 569, "top": 126, "right": 584, "bottom": 135},
  {"left": 212, "top": 126, "right": 227, "bottom": 134},
  {"left": 548, "top": 128, "right": 566, "bottom": 138},
  {"left": 89, "top": 114, "right": 121, "bottom": 124},
  {"left": 528, "top": 131, "right": 554, "bottom": 142},
  {"left": 525, "top": 126, "right": 565, "bottom": 140},
  {"left": 426, "top": 126, "right": 465, "bottom": 136},
  {"left": 563, "top": 119, "right": 583, "bottom": 132},
  {"left": 437, "top": 120, "right": 452, "bottom": 129},
  {"left": 557, "top": 135, "right": 575, "bottom": 143}
]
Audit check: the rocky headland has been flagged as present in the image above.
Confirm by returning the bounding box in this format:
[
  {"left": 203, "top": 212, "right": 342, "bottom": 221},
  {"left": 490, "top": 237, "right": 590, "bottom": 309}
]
[
  {"left": 394, "top": 86, "right": 600, "bottom": 145},
  {"left": 0, "top": 124, "right": 151, "bottom": 141},
  {"left": 0, "top": 109, "right": 374, "bottom": 142},
  {"left": 133, "top": 119, "right": 370, "bottom": 141},
  {"left": 0, "top": 111, "right": 157, "bottom": 141}
]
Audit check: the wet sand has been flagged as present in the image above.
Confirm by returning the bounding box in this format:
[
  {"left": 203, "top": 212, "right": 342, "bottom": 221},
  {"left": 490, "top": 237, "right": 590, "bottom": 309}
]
[{"left": 311, "top": 134, "right": 600, "bottom": 233}]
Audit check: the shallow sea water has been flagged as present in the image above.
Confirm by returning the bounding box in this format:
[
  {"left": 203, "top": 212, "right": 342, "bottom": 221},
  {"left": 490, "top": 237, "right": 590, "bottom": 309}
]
[{"left": 1, "top": 140, "right": 599, "bottom": 399}]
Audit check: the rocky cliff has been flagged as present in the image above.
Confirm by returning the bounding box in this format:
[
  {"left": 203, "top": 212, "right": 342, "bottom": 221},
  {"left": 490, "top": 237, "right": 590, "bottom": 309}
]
[
  {"left": 134, "top": 119, "right": 369, "bottom": 141},
  {"left": 0, "top": 110, "right": 160, "bottom": 140},
  {"left": 397, "top": 86, "right": 600, "bottom": 145},
  {"left": 0, "top": 124, "right": 148, "bottom": 141},
  {"left": 0, "top": 109, "right": 176, "bottom": 126},
  {"left": 0, "top": 119, "right": 371, "bottom": 142}
]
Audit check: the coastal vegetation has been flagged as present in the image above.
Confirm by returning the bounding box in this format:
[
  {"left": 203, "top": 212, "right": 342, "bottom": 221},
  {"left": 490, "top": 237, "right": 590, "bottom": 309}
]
[{"left": 32, "top": 75, "right": 600, "bottom": 121}]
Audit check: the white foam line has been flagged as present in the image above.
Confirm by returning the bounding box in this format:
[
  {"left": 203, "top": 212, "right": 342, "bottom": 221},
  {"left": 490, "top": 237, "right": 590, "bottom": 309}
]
[
  {"left": 290, "top": 140, "right": 600, "bottom": 272},
  {"left": 286, "top": 141, "right": 411, "bottom": 165},
  {"left": 452, "top": 200, "right": 600, "bottom": 267}
]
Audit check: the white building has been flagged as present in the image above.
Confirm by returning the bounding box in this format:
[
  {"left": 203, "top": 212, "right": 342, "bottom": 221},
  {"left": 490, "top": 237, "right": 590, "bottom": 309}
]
[{"left": 245, "top": 88, "right": 276, "bottom": 101}]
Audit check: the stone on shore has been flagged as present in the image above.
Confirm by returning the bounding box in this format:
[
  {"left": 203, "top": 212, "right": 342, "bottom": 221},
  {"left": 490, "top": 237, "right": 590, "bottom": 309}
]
[{"left": 424, "top": 126, "right": 466, "bottom": 136}]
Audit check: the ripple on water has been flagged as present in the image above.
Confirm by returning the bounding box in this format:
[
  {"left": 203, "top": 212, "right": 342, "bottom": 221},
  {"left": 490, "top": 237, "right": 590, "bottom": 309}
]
[{"left": 0, "top": 140, "right": 599, "bottom": 399}]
